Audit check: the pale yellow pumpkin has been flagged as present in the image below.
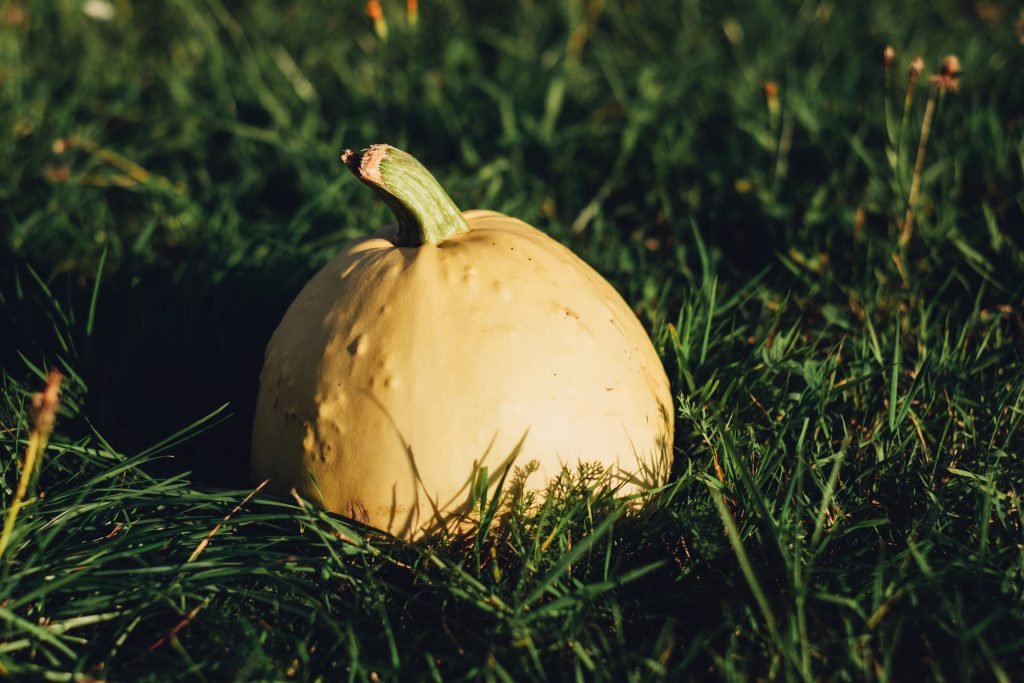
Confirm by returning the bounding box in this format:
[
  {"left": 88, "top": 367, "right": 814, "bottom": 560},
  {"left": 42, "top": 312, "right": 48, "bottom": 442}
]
[{"left": 252, "top": 145, "right": 673, "bottom": 539}]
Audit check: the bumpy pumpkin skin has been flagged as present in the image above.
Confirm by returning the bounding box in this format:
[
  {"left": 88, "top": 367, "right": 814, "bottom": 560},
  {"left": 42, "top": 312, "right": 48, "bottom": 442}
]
[{"left": 252, "top": 210, "right": 673, "bottom": 539}]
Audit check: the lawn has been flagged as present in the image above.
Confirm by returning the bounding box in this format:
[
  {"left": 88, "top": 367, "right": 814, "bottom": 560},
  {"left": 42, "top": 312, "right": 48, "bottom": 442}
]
[{"left": 2, "top": 0, "right": 1024, "bottom": 680}]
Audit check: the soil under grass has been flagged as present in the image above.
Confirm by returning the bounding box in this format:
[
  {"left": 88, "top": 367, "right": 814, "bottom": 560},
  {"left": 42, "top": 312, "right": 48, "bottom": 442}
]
[{"left": 2, "top": 0, "right": 1023, "bottom": 680}]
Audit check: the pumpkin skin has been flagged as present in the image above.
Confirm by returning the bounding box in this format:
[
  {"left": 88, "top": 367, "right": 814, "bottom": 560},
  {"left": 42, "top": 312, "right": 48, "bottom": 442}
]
[{"left": 252, "top": 151, "right": 673, "bottom": 539}]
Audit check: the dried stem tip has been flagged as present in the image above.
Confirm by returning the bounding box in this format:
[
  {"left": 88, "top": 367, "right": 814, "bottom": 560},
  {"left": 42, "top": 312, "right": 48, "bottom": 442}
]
[
  {"left": 939, "top": 55, "right": 962, "bottom": 77},
  {"left": 763, "top": 81, "right": 780, "bottom": 121},
  {"left": 883, "top": 45, "right": 896, "bottom": 68},
  {"left": 342, "top": 145, "right": 469, "bottom": 247},
  {"left": 32, "top": 369, "right": 62, "bottom": 435},
  {"left": 930, "top": 55, "right": 961, "bottom": 93},
  {"left": 0, "top": 369, "right": 62, "bottom": 560},
  {"left": 909, "top": 56, "right": 925, "bottom": 78}
]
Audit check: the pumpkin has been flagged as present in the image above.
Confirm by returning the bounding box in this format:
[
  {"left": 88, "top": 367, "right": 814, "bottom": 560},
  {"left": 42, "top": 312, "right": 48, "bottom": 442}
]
[{"left": 252, "top": 145, "right": 673, "bottom": 539}]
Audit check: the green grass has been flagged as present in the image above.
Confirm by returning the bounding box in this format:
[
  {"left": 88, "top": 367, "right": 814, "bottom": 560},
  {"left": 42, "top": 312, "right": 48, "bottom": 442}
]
[{"left": 3, "top": 0, "right": 1024, "bottom": 679}]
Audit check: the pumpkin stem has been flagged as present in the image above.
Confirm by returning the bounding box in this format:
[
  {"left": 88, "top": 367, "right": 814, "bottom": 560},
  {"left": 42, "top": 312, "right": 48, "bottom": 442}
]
[{"left": 341, "top": 145, "right": 470, "bottom": 247}]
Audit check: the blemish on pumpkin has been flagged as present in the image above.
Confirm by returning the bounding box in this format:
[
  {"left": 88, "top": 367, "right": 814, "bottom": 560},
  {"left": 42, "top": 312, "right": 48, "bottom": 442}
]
[
  {"left": 492, "top": 281, "right": 512, "bottom": 301},
  {"left": 564, "top": 307, "right": 580, "bottom": 320},
  {"left": 348, "top": 335, "right": 370, "bottom": 357}
]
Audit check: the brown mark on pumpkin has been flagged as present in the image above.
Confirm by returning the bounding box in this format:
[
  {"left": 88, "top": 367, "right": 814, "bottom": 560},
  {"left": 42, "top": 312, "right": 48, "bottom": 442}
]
[{"left": 564, "top": 307, "right": 580, "bottom": 320}]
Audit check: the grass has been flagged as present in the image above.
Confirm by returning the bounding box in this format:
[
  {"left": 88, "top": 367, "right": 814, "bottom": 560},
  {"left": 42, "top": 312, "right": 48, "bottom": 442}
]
[{"left": 2, "top": 0, "right": 1024, "bottom": 679}]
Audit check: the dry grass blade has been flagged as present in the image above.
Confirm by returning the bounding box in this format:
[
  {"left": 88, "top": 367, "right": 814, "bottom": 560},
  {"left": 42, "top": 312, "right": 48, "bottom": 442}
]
[
  {"left": 186, "top": 479, "right": 269, "bottom": 563},
  {"left": 146, "top": 601, "right": 206, "bottom": 653}
]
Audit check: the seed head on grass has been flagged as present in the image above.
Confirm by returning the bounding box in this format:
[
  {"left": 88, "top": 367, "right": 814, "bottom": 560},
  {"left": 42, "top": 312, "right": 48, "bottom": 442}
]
[
  {"left": 763, "top": 81, "right": 780, "bottom": 119},
  {"left": 31, "top": 371, "right": 61, "bottom": 435},
  {"left": 880, "top": 46, "right": 897, "bottom": 94},
  {"left": 0, "top": 369, "right": 62, "bottom": 559},
  {"left": 900, "top": 54, "right": 961, "bottom": 247},
  {"left": 882, "top": 46, "right": 896, "bottom": 95},
  {"left": 366, "top": 0, "right": 388, "bottom": 40},
  {"left": 881, "top": 46, "right": 897, "bottom": 146},
  {"left": 882, "top": 45, "right": 895, "bottom": 67},
  {"left": 930, "top": 54, "right": 961, "bottom": 94},
  {"left": 763, "top": 80, "right": 780, "bottom": 140},
  {"left": 903, "top": 56, "right": 925, "bottom": 119}
]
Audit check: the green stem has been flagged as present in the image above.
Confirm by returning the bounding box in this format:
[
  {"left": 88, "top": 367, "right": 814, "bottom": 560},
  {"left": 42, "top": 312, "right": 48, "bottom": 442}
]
[{"left": 342, "top": 145, "right": 469, "bottom": 247}]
